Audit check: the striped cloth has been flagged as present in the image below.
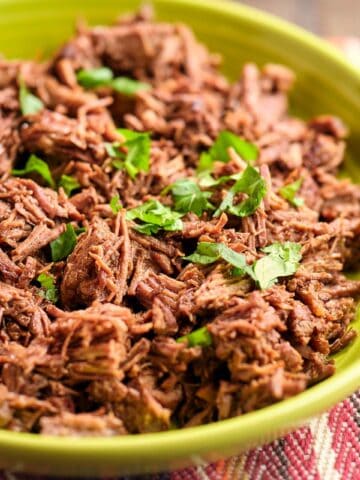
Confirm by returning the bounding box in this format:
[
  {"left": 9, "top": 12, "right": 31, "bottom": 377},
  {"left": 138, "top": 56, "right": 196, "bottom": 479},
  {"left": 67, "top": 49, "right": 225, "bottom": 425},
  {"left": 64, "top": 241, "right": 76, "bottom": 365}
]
[{"left": 167, "top": 390, "right": 360, "bottom": 480}]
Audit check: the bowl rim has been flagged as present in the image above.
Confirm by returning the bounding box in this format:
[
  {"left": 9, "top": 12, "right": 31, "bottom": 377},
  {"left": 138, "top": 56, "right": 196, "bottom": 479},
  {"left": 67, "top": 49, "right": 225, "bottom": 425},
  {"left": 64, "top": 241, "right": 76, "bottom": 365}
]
[{"left": 0, "top": 0, "right": 359, "bottom": 466}]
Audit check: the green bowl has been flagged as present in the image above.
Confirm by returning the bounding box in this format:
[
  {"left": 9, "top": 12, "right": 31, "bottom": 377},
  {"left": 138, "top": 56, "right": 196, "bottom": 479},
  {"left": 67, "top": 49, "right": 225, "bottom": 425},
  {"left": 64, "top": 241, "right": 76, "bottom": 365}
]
[{"left": 0, "top": 0, "right": 360, "bottom": 476}]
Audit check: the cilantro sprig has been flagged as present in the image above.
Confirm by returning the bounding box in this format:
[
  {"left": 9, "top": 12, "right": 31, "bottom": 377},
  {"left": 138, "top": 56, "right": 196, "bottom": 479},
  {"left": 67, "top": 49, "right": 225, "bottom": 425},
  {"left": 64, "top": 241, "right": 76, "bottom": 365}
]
[
  {"left": 36, "top": 273, "right": 58, "bottom": 303},
  {"left": 110, "top": 194, "right": 122, "bottom": 214},
  {"left": 126, "top": 200, "right": 183, "bottom": 235},
  {"left": 76, "top": 67, "right": 150, "bottom": 96},
  {"left": 198, "top": 131, "right": 258, "bottom": 173},
  {"left": 184, "top": 242, "right": 248, "bottom": 268},
  {"left": 214, "top": 165, "right": 266, "bottom": 217},
  {"left": 19, "top": 80, "right": 44, "bottom": 115},
  {"left": 251, "top": 242, "right": 302, "bottom": 289},
  {"left": 164, "top": 179, "right": 214, "bottom": 216},
  {"left": 59, "top": 175, "right": 80, "bottom": 197},
  {"left": 279, "top": 178, "right": 304, "bottom": 207},
  {"left": 106, "top": 129, "right": 151, "bottom": 179},
  {"left": 177, "top": 326, "right": 213, "bottom": 348},
  {"left": 50, "top": 224, "right": 77, "bottom": 262},
  {"left": 185, "top": 241, "right": 302, "bottom": 290},
  {"left": 12, "top": 157, "right": 81, "bottom": 196},
  {"left": 12, "top": 154, "right": 55, "bottom": 188}
]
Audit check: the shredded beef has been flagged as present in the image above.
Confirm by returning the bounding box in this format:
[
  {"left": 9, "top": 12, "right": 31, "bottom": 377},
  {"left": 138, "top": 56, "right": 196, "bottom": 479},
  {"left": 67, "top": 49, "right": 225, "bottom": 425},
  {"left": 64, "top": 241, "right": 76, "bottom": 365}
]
[{"left": 0, "top": 9, "right": 359, "bottom": 436}]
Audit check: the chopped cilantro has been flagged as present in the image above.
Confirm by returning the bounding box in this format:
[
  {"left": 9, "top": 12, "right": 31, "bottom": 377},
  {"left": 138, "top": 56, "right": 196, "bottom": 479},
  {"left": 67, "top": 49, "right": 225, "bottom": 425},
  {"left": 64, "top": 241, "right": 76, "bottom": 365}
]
[
  {"left": 50, "top": 224, "right": 77, "bottom": 262},
  {"left": 107, "top": 129, "right": 151, "bottom": 179},
  {"left": 126, "top": 199, "right": 183, "bottom": 235},
  {"left": 77, "top": 67, "right": 150, "bottom": 95},
  {"left": 12, "top": 154, "right": 55, "bottom": 188},
  {"left": 59, "top": 175, "right": 80, "bottom": 197},
  {"left": 19, "top": 80, "right": 44, "bottom": 115},
  {"left": 185, "top": 241, "right": 302, "bottom": 290},
  {"left": 177, "top": 326, "right": 213, "bottom": 347},
  {"left": 214, "top": 165, "right": 266, "bottom": 217},
  {"left": 110, "top": 194, "right": 122, "bottom": 214},
  {"left": 37, "top": 273, "right": 58, "bottom": 303},
  {"left": 279, "top": 178, "right": 304, "bottom": 207},
  {"left": 165, "top": 179, "right": 214, "bottom": 216},
  {"left": 197, "top": 131, "right": 258, "bottom": 173}
]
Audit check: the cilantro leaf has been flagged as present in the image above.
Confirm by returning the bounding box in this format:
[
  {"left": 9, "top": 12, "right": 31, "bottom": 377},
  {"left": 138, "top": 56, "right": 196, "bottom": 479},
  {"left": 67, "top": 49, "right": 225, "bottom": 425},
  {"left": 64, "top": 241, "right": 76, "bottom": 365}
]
[
  {"left": 279, "top": 178, "right": 304, "bottom": 207},
  {"left": 183, "top": 242, "right": 222, "bottom": 265},
  {"left": 77, "top": 67, "right": 150, "bottom": 96},
  {"left": 12, "top": 154, "right": 55, "bottom": 188},
  {"left": 59, "top": 175, "right": 80, "bottom": 197},
  {"left": 76, "top": 67, "right": 113, "bottom": 88},
  {"left": 107, "top": 129, "right": 151, "bottom": 179},
  {"left": 75, "top": 227, "right": 86, "bottom": 236},
  {"left": 197, "top": 172, "right": 231, "bottom": 188},
  {"left": 197, "top": 131, "right": 258, "bottom": 173},
  {"left": 185, "top": 241, "right": 301, "bottom": 290},
  {"left": 110, "top": 194, "right": 122, "bottom": 214},
  {"left": 214, "top": 165, "right": 266, "bottom": 217},
  {"left": 184, "top": 242, "right": 249, "bottom": 271},
  {"left": 177, "top": 326, "right": 212, "bottom": 347},
  {"left": 111, "top": 77, "right": 150, "bottom": 96},
  {"left": 19, "top": 81, "right": 44, "bottom": 115},
  {"left": 126, "top": 199, "right": 183, "bottom": 235},
  {"left": 37, "top": 272, "right": 58, "bottom": 303},
  {"left": 166, "top": 179, "right": 214, "bottom": 216},
  {"left": 50, "top": 224, "right": 77, "bottom": 261},
  {"left": 253, "top": 242, "right": 302, "bottom": 289}
]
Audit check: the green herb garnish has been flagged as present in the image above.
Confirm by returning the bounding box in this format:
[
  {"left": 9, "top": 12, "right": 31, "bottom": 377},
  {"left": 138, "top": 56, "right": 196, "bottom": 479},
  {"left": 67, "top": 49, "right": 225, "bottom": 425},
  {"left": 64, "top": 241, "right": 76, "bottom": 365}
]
[
  {"left": 19, "top": 80, "right": 44, "bottom": 115},
  {"left": 59, "top": 175, "right": 80, "bottom": 197},
  {"left": 75, "top": 227, "right": 86, "bottom": 236},
  {"left": 252, "top": 242, "right": 302, "bottom": 290},
  {"left": 177, "top": 326, "right": 213, "bottom": 347},
  {"left": 110, "top": 194, "right": 122, "bottom": 214},
  {"left": 12, "top": 154, "right": 55, "bottom": 188},
  {"left": 164, "top": 179, "right": 214, "bottom": 216},
  {"left": 111, "top": 77, "right": 151, "bottom": 95},
  {"left": 37, "top": 273, "right": 58, "bottom": 303},
  {"left": 197, "top": 172, "right": 231, "bottom": 188},
  {"left": 279, "top": 178, "right": 304, "bottom": 207},
  {"left": 185, "top": 241, "right": 302, "bottom": 290},
  {"left": 76, "top": 67, "right": 114, "bottom": 88},
  {"left": 198, "top": 131, "right": 258, "bottom": 173},
  {"left": 76, "top": 67, "right": 150, "bottom": 95},
  {"left": 50, "top": 224, "right": 77, "bottom": 262},
  {"left": 126, "top": 199, "right": 183, "bottom": 235},
  {"left": 214, "top": 165, "right": 266, "bottom": 217},
  {"left": 184, "top": 242, "right": 248, "bottom": 269},
  {"left": 106, "top": 129, "right": 151, "bottom": 179}
]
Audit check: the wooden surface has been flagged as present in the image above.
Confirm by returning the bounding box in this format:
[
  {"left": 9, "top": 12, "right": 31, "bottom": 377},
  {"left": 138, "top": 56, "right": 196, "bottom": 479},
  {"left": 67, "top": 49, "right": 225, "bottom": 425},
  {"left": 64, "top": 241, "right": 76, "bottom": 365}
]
[{"left": 237, "top": 0, "right": 360, "bottom": 36}]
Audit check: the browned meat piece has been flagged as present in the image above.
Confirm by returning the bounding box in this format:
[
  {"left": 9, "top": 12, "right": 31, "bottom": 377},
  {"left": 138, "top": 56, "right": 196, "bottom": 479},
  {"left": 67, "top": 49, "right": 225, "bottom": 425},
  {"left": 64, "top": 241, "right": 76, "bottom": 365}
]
[
  {"left": 0, "top": 88, "right": 21, "bottom": 175},
  {"left": 0, "top": 248, "right": 21, "bottom": 282},
  {"left": 0, "top": 385, "right": 56, "bottom": 432},
  {"left": 12, "top": 223, "right": 65, "bottom": 261},
  {"left": 308, "top": 115, "right": 348, "bottom": 139},
  {"left": 0, "top": 282, "right": 51, "bottom": 341},
  {"left": 43, "top": 303, "right": 130, "bottom": 381},
  {"left": 60, "top": 219, "right": 122, "bottom": 308},
  {"left": 40, "top": 411, "right": 127, "bottom": 436},
  {"left": 20, "top": 110, "right": 108, "bottom": 165}
]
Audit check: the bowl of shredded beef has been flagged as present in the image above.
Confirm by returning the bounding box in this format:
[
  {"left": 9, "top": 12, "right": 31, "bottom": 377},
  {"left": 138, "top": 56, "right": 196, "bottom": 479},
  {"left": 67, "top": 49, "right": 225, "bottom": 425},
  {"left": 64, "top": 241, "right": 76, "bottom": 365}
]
[{"left": 0, "top": 0, "right": 359, "bottom": 476}]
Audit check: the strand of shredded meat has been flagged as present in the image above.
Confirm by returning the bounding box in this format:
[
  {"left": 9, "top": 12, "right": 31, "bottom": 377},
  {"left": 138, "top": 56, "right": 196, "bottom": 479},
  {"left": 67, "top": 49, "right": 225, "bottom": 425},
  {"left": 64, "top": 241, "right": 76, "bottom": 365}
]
[{"left": 0, "top": 7, "right": 359, "bottom": 437}]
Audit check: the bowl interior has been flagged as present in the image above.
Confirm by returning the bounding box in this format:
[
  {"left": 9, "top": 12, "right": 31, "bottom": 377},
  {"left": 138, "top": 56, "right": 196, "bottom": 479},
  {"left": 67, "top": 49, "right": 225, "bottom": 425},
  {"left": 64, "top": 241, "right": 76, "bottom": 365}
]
[{"left": 0, "top": 0, "right": 359, "bottom": 476}]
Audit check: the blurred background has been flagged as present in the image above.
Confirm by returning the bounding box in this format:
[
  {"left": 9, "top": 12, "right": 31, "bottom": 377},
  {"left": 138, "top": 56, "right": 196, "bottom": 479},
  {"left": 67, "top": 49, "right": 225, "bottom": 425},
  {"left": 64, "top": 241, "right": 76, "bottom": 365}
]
[{"left": 237, "top": 0, "right": 359, "bottom": 36}]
